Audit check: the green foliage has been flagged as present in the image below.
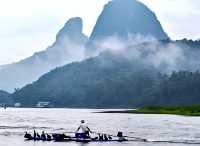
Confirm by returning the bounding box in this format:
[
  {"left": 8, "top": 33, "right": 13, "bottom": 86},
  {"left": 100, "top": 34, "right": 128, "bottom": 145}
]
[
  {"left": 131, "top": 105, "right": 200, "bottom": 116},
  {"left": 150, "top": 71, "right": 200, "bottom": 106}
]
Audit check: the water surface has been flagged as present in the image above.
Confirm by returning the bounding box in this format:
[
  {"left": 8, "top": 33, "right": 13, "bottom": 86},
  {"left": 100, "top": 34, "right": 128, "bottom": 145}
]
[{"left": 0, "top": 108, "right": 200, "bottom": 146}]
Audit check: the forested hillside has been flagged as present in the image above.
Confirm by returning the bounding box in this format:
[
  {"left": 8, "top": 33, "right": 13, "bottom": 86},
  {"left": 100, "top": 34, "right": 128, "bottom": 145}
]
[{"left": 12, "top": 40, "right": 200, "bottom": 108}]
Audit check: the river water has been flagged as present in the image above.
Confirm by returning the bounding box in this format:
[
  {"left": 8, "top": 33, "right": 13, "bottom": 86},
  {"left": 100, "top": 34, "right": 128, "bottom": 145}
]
[{"left": 0, "top": 108, "right": 200, "bottom": 146}]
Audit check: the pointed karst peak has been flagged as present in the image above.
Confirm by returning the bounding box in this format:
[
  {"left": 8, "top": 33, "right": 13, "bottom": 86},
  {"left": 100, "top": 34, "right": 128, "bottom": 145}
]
[
  {"left": 90, "top": 0, "right": 169, "bottom": 41},
  {"left": 56, "top": 17, "right": 83, "bottom": 41},
  {"left": 0, "top": 17, "right": 89, "bottom": 92}
]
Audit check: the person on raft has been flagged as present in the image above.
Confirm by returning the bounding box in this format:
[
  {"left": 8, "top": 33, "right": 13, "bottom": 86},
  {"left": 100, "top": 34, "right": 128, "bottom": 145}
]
[
  {"left": 75, "top": 120, "right": 92, "bottom": 138},
  {"left": 41, "top": 131, "right": 47, "bottom": 141}
]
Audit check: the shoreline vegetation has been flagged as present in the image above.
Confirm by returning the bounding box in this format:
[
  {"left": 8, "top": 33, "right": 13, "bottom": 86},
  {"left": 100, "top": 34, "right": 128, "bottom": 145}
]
[{"left": 101, "top": 105, "right": 200, "bottom": 116}]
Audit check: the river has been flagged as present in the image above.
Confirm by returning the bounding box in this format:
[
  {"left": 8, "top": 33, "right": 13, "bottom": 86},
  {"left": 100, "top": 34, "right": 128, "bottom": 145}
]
[{"left": 0, "top": 108, "right": 200, "bottom": 146}]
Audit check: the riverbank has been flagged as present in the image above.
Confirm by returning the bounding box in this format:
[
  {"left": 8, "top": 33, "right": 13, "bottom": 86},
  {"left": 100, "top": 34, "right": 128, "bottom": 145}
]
[{"left": 102, "top": 105, "right": 200, "bottom": 116}]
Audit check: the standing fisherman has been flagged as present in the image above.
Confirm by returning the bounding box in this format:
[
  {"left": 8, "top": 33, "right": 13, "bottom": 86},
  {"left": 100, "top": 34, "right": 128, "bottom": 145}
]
[{"left": 75, "top": 120, "right": 92, "bottom": 139}]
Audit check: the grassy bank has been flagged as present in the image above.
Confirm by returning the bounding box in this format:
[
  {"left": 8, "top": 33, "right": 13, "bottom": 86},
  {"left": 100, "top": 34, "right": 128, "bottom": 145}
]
[
  {"left": 101, "top": 105, "right": 200, "bottom": 116},
  {"left": 126, "top": 105, "right": 200, "bottom": 116}
]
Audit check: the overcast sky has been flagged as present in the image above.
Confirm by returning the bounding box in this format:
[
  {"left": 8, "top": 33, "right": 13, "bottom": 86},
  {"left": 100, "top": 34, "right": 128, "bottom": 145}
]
[{"left": 0, "top": 0, "right": 199, "bottom": 65}]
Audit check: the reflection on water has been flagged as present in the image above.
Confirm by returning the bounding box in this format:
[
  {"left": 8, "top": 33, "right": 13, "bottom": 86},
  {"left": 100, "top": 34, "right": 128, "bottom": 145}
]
[{"left": 0, "top": 108, "right": 200, "bottom": 146}]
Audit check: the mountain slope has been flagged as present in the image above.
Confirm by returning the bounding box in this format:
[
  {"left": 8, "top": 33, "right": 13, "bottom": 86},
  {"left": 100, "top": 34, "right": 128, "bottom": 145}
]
[
  {"left": 0, "top": 17, "right": 88, "bottom": 92},
  {"left": 0, "top": 90, "right": 9, "bottom": 98},
  {"left": 12, "top": 40, "right": 200, "bottom": 108},
  {"left": 0, "top": 90, "right": 11, "bottom": 105},
  {"left": 12, "top": 50, "right": 160, "bottom": 108}
]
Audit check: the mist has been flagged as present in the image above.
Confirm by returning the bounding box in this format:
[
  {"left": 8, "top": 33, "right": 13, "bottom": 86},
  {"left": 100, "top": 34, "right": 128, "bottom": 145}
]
[{"left": 88, "top": 34, "right": 199, "bottom": 73}]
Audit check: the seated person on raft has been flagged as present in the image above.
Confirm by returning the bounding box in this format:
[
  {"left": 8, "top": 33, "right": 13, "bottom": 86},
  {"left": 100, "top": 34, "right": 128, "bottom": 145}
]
[
  {"left": 41, "top": 131, "right": 47, "bottom": 141},
  {"left": 76, "top": 120, "right": 92, "bottom": 138}
]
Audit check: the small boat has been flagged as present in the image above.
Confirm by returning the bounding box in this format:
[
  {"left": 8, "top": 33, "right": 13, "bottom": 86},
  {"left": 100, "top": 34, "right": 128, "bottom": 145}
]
[
  {"left": 52, "top": 133, "right": 127, "bottom": 142},
  {"left": 24, "top": 132, "right": 128, "bottom": 143}
]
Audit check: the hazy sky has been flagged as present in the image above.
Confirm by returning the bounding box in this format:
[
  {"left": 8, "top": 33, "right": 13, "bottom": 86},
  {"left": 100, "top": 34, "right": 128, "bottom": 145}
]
[{"left": 0, "top": 0, "right": 199, "bottom": 65}]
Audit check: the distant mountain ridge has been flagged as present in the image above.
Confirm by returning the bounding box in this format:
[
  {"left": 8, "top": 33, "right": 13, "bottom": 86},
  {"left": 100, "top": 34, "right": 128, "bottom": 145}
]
[
  {"left": 0, "top": 17, "right": 88, "bottom": 92},
  {"left": 0, "top": 0, "right": 169, "bottom": 92}
]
